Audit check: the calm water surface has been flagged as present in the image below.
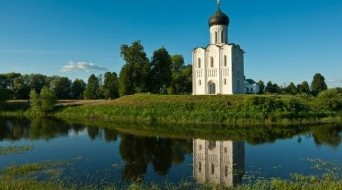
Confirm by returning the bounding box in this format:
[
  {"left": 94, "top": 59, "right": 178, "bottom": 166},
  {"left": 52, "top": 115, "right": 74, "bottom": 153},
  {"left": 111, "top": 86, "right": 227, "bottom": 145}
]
[{"left": 0, "top": 118, "right": 341, "bottom": 188}]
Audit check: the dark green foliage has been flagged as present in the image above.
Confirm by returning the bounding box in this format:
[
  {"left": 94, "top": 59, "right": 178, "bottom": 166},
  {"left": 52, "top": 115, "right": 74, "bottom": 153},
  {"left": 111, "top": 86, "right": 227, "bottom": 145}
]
[
  {"left": 0, "top": 86, "right": 11, "bottom": 103},
  {"left": 29, "top": 87, "right": 57, "bottom": 113},
  {"left": 84, "top": 74, "right": 101, "bottom": 99},
  {"left": 316, "top": 88, "right": 342, "bottom": 112},
  {"left": 257, "top": 80, "right": 265, "bottom": 94},
  {"left": 170, "top": 65, "right": 192, "bottom": 94},
  {"left": 119, "top": 41, "right": 151, "bottom": 96},
  {"left": 28, "top": 74, "right": 48, "bottom": 94},
  {"left": 298, "top": 81, "right": 311, "bottom": 94},
  {"left": 102, "top": 72, "right": 119, "bottom": 99},
  {"left": 265, "top": 81, "right": 280, "bottom": 94},
  {"left": 13, "top": 75, "right": 31, "bottom": 99},
  {"left": 285, "top": 82, "right": 298, "bottom": 95},
  {"left": 150, "top": 47, "right": 172, "bottom": 94},
  {"left": 311, "top": 73, "right": 327, "bottom": 96},
  {"left": 49, "top": 76, "right": 72, "bottom": 99},
  {"left": 71, "top": 79, "right": 86, "bottom": 99}
]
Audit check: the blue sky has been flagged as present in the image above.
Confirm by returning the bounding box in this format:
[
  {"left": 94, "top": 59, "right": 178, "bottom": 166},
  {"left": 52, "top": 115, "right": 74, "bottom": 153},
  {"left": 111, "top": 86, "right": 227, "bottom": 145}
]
[{"left": 1, "top": 0, "right": 341, "bottom": 87}]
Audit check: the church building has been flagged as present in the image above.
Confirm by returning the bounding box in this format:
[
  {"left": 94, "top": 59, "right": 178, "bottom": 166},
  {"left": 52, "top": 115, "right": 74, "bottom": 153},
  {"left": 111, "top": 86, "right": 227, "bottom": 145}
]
[{"left": 192, "top": 1, "right": 245, "bottom": 95}]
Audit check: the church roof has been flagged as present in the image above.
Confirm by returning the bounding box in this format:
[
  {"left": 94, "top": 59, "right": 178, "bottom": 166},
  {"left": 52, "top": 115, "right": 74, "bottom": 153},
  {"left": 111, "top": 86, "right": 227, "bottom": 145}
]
[
  {"left": 245, "top": 79, "right": 257, "bottom": 85},
  {"left": 208, "top": 8, "right": 229, "bottom": 27}
]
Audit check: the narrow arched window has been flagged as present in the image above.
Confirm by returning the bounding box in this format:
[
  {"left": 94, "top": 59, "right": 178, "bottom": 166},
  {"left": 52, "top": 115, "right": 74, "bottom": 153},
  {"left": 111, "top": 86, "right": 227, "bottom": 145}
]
[
  {"left": 199, "top": 80, "right": 201, "bottom": 86},
  {"left": 224, "top": 55, "right": 227, "bottom": 67},
  {"left": 198, "top": 58, "right": 201, "bottom": 68},
  {"left": 211, "top": 164, "right": 215, "bottom": 175},
  {"left": 225, "top": 166, "right": 228, "bottom": 177},
  {"left": 224, "top": 78, "right": 227, "bottom": 85},
  {"left": 221, "top": 31, "right": 224, "bottom": 43},
  {"left": 210, "top": 57, "right": 214, "bottom": 67},
  {"left": 215, "top": 32, "right": 218, "bottom": 43}
]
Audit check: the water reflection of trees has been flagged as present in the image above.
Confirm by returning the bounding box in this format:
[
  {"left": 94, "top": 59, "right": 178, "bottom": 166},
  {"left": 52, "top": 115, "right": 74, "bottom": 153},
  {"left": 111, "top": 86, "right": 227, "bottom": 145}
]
[
  {"left": 119, "top": 134, "right": 192, "bottom": 182},
  {"left": 311, "top": 125, "right": 342, "bottom": 147}
]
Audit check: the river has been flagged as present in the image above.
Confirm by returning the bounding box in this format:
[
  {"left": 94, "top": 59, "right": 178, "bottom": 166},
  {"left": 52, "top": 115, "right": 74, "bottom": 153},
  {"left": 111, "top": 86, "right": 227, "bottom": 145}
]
[{"left": 0, "top": 117, "right": 341, "bottom": 188}]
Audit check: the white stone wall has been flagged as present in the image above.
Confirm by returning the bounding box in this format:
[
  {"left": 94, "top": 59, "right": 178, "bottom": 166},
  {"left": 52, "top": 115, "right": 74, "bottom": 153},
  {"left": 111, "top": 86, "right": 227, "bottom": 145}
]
[
  {"left": 192, "top": 44, "right": 244, "bottom": 95},
  {"left": 244, "top": 83, "right": 260, "bottom": 94},
  {"left": 210, "top": 25, "right": 228, "bottom": 44}
]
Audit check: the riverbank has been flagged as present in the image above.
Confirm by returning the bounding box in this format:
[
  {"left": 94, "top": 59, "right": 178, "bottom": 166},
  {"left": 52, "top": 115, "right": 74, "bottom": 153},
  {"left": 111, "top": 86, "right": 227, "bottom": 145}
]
[{"left": 1, "top": 94, "right": 341, "bottom": 125}]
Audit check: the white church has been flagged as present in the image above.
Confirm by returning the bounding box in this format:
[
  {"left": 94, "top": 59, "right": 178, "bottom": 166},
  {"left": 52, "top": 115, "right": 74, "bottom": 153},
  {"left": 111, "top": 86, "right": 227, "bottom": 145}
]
[{"left": 192, "top": 1, "right": 258, "bottom": 95}]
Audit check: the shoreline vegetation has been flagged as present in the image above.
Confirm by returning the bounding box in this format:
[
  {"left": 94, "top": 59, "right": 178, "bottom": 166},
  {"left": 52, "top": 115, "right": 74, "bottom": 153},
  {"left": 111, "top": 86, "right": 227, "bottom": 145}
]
[
  {"left": 1, "top": 94, "right": 341, "bottom": 126},
  {"left": 0, "top": 158, "right": 341, "bottom": 190}
]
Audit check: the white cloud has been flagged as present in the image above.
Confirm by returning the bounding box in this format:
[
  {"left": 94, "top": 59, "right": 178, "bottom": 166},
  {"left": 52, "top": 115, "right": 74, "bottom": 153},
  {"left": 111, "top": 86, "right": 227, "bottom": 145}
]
[
  {"left": 327, "top": 79, "right": 342, "bottom": 84},
  {"left": 61, "top": 61, "right": 108, "bottom": 72}
]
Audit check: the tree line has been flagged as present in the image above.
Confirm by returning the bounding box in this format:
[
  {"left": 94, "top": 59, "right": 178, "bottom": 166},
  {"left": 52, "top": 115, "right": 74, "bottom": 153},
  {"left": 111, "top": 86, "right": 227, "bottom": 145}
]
[
  {"left": 0, "top": 40, "right": 337, "bottom": 104},
  {"left": 0, "top": 41, "right": 192, "bottom": 102},
  {"left": 256, "top": 73, "right": 329, "bottom": 96}
]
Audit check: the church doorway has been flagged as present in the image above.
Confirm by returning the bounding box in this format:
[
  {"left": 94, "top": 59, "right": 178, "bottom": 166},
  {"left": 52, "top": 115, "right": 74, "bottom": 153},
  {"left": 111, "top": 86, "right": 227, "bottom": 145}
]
[{"left": 208, "top": 81, "right": 216, "bottom": 95}]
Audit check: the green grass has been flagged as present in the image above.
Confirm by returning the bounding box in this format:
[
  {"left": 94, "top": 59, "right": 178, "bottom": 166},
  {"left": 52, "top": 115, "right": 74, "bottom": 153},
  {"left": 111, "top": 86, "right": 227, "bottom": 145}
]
[
  {"left": 0, "top": 145, "right": 33, "bottom": 156},
  {"left": 1, "top": 94, "right": 341, "bottom": 125}
]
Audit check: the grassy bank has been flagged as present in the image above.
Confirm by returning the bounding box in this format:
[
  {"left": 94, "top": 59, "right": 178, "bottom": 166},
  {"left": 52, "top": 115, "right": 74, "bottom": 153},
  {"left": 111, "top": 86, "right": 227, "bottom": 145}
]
[{"left": 1, "top": 94, "right": 341, "bottom": 125}]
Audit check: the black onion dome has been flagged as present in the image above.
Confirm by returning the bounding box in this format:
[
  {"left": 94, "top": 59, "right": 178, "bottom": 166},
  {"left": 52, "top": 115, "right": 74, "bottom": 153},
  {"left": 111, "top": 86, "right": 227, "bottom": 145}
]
[{"left": 208, "top": 9, "right": 229, "bottom": 27}]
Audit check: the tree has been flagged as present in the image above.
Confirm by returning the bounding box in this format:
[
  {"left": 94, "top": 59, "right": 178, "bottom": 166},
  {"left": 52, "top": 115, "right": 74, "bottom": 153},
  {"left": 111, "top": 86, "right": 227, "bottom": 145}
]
[
  {"left": 311, "top": 73, "right": 327, "bottom": 96},
  {"left": 265, "top": 81, "right": 274, "bottom": 94},
  {"left": 29, "top": 86, "right": 56, "bottom": 113},
  {"left": 13, "top": 75, "right": 30, "bottom": 99},
  {"left": 84, "top": 74, "right": 101, "bottom": 99},
  {"left": 49, "top": 76, "right": 72, "bottom": 99},
  {"left": 150, "top": 47, "right": 172, "bottom": 94},
  {"left": 0, "top": 86, "right": 11, "bottom": 103},
  {"left": 102, "top": 72, "right": 119, "bottom": 99},
  {"left": 40, "top": 86, "right": 57, "bottom": 113},
  {"left": 171, "top": 55, "right": 184, "bottom": 73},
  {"left": 257, "top": 80, "right": 265, "bottom": 94},
  {"left": 118, "top": 41, "right": 151, "bottom": 96},
  {"left": 173, "top": 65, "right": 192, "bottom": 94},
  {"left": 72, "top": 79, "right": 86, "bottom": 99},
  {"left": 28, "top": 74, "right": 48, "bottom": 94},
  {"left": 298, "top": 81, "right": 310, "bottom": 94},
  {"left": 285, "top": 82, "right": 298, "bottom": 95}
]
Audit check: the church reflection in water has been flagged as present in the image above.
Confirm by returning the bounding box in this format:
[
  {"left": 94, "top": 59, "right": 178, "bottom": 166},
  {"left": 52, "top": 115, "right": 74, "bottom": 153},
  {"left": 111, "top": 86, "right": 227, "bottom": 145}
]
[{"left": 193, "top": 139, "right": 245, "bottom": 187}]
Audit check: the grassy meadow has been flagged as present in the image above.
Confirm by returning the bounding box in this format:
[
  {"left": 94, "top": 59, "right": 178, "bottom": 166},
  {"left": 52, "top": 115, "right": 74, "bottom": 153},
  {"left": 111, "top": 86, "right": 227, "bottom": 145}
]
[{"left": 1, "top": 94, "right": 341, "bottom": 125}]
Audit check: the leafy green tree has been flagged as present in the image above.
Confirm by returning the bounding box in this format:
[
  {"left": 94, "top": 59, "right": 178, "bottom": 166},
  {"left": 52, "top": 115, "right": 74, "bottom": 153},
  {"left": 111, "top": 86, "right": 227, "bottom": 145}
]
[
  {"left": 317, "top": 88, "right": 342, "bottom": 112},
  {"left": 102, "top": 72, "right": 119, "bottom": 99},
  {"left": 0, "top": 86, "right": 11, "bottom": 103},
  {"left": 28, "top": 74, "right": 48, "bottom": 94},
  {"left": 13, "top": 75, "right": 30, "bottom": 99},
  {"left": 298, "top": 81, "right": 310, "bottom": 94},
  {"left": 72, "top": 79, "right": 86, "bottom": 99},
  {"left": 174, "top": 65, "right": 192, "bottom": 94},
  {"left": 257, "top": 80, "right": 265, "bottom": 94},
  {"left": 29, "top": 90, "right": 41, "bottom": 111},
  {"left": 40, "top": 86, "right": 57, "bottom": 113},
  {"left": 171, "top": 55, "right": 184, "bottom": 73},
  {"left": 150, "top": 47, "right": 172, "bottom": 94},
  {"left": 285, "top": 82, "right": 298, "bottom": 95},
  {"left": 29, "top": 86, "right": 56, "bottom": 113},
  {"left": 311, "top": 73, "right": 327, "bottom": 96},
  {"left": 265, "top": 81, "right": 274, "bottom": 93},
  {"left": 49, "top": 76, "right": 72, "bottom": 99},
  {"left": 119, "top": 41, "right": 151, "bottom": 96},
  {"left": 84, "top": 74, "right": 101, "bottom": 99}
]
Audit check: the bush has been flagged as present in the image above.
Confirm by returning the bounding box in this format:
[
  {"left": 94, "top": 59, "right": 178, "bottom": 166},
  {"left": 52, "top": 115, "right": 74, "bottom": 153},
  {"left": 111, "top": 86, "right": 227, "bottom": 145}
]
[
  {"left": 29, "top": 87, "right": 57, "bottom": 114},
  {"left": 317, "top": 88, "right": 342, "bottom": 112}
]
